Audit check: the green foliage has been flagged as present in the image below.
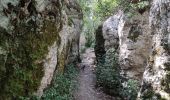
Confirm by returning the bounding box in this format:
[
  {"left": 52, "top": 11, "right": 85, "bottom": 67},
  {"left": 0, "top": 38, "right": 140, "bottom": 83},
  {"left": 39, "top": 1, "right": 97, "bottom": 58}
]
[
  {"left": 77, "top": 0, "right": 149, "bottom": 49},
  {"left": 16, "top": 95, "right": 39, "bottom": 100},
  {"left": 96, "top": 48, "right": 140, "bottom": 99},
  {"left": 77, "top": 0, "right": 97, "bottom": 48},
  {"left": 131, "top": 1, "right": 149, "bottom": 9},
  {"left": 41, "top": 64, "right": 78, "bottom": 100},
  {"left": 94, "top": 0, "right": 119, "bottom": 19},
  {"left": 96, "top": 48, "right": 122, "bottom": 95},
  {"left": 85, "top": 32, "right": 95, "bottom": 48},
  {"left": 77, "top": 0, "right": 121, "bottom": 48},
  {"left": 121, "top": 79, "right": 139, "bottom": 100}
]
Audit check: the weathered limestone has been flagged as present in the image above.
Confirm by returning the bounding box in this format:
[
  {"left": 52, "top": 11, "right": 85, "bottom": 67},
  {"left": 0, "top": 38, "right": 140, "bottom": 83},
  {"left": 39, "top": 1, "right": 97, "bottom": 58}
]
[
  {"left": 102, "top": 11, "right": 122, "bottom": 52},
  {"left": 96, "top": 0, "right": 170, "bottom": 99},
  {"left": 0, "top": 0, "right": 82, "bottom": 98},
  {"left": 101, "top": 10, "right": 151, "bottom": 80},
  {"left": 118, "top": 11, "right": 151, "bottom": 80},
  {"left": 138, "top": 0, "right": 170, "bottom": 99},
  {"left": 95, "top": 0, "right": 170, "bottom": 99}
]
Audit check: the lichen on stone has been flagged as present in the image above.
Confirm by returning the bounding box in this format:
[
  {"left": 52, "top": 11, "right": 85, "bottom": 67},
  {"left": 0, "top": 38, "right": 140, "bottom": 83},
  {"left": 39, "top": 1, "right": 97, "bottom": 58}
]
[
  {"left": 128, "top": 25, "right": 142, "bottom": 42},
  {"left": 0, "top": 0, "right": 61, "bottom": 99},
  {"left": 0, "top": 0, "right": 82, "bottom": 99}
]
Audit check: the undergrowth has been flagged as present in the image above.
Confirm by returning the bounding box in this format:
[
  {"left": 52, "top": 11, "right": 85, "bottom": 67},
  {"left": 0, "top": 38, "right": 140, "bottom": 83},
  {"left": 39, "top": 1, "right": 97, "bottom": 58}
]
[
  {"left": 121, "top": 79, "right": 139, "bottom": 100},
  {"left": 96, "top": 48, "right": 139, "bottom": 99},
  {"left": 41, "top": 64, "right": 78, "bottom": 100},
  {"left": 96, "top": 48, "right": 122, "bottom": 96}
]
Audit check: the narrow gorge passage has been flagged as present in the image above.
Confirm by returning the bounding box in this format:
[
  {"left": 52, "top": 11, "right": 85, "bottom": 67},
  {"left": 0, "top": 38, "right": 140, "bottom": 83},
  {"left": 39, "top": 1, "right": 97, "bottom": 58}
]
[
  {"left": 74, "top": 48, "right": 114, "bottom": 100},
  {"left": 0, "top": 0, "right": 169, "bottom": 99}
]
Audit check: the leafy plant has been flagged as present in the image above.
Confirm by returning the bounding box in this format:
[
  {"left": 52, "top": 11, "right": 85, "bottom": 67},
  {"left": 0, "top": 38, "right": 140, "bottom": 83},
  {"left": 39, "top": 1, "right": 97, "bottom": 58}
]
[
  {"left": 121, "top": 79, "right": 139, "bottom": 100},
  {"left": 94, "top": 0, "right": 119, "bottom": 20},
  {"left": 127, "top": 1, "right": 149, "bottom": 10},
  {"left": 96, "top": 48, "right": 122, "bottom": 95},
  {"left": 41, "top": 64, "right": 78, "bottom": 100}
]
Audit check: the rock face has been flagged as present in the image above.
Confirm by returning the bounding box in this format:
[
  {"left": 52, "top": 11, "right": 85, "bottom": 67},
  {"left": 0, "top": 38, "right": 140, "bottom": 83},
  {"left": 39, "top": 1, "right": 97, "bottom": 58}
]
[
  {"left": 95, "top": 0, "right": 170, "bottom": 99},
  {"left": 138, "top": 0, "right": 170, "bottom": 99},
  {"left": 118, "top": 11, "right": 151, "bottom": 80},
  {"left": 0, "top": 0, "right": 82, "bottom": 99},
  {"left": 102, "top": 12, "right": 122, "bottom": 52},
  {"left": 100, "top": 10, "right": 151, "bottom": 80}
]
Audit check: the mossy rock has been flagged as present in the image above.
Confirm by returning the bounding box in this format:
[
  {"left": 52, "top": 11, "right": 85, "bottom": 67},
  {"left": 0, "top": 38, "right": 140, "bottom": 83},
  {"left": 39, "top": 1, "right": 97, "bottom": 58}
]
[{"left": 0, "top": 18, "right": 61, "bottom": 99}]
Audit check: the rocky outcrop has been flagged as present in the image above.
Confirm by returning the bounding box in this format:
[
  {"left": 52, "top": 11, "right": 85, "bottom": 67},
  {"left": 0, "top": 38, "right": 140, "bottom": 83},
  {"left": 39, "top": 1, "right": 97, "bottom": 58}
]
[
  {"left": 0, "top": 0, "right": 82, "bottom": 99},
  {"left": 138, "top": 0, "right": 170, "bottom": 99},
  {"left": 102, "top": 11, "right": 122, "bottom": 52},
  {"left": 100, "top": 10, "right": 151, "bottom": 80},
  {"left": 95, "top": 0, "right": 170, "bottom": 99},
  {"left": 118, "top": 11, "right": 151, "bottom": 80}
]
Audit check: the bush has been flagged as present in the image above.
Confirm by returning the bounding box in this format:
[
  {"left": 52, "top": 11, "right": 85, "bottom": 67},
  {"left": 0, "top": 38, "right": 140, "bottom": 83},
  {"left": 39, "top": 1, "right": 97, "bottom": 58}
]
[
  {"left": 41, "top": 64, "right": 78, "bottom": 100},
  {"left": 16, "top": 95, "right": 39, "bottom": 100},
  {"left": 94, "top": 0, "right": 119, "bottom": 19},
  {"left": 96, "top": 48, "right": 122, "bottom": 95},
  {"left": 95, "top": 48, "right": 141, "bottom": 99},
  {"left": 85, "top": 31, "right": 95, "bottom": 48},
  {"left": 121, "top": 79, "right": 139, "bottom": 100}
]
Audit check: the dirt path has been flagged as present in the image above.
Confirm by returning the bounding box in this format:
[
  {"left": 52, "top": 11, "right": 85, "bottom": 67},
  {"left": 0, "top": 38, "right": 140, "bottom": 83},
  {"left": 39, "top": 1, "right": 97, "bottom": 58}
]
[{"left": 74, "top": 48, "right": 115, "bottom": 100}]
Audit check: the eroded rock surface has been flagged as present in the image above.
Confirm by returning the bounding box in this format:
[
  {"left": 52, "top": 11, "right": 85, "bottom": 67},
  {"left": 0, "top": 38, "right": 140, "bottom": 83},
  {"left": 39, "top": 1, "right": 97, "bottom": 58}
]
[
  {"left": 118, "top": 11, "right": 151, "bottom": 80},
  {"left": 100, "top": 10, "right": 151, "bottom": 80},
  {"left": 138, "top": 0, "right": 170, "bottom": 99},
  {"left": 102, "top": 12, "right": 122, "bottom": 52},
  {"left": 0, "top": 0, "right": 82, "bottom": 98},
  {"left": 95, "top": 0, "right": 170, "bottom": 99}
]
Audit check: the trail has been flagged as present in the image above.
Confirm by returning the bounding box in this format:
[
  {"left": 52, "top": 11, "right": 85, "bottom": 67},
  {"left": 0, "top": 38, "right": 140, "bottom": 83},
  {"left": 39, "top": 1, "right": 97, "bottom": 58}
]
[{"left": 74, "top": 48, "right": 115, "bottom": 100}]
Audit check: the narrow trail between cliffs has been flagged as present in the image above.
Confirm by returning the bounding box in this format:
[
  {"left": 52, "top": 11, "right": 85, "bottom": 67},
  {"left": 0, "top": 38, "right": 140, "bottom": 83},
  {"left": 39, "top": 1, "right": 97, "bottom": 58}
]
[{"left": 74, "top": 48, "right": 115, "bottom": 100}]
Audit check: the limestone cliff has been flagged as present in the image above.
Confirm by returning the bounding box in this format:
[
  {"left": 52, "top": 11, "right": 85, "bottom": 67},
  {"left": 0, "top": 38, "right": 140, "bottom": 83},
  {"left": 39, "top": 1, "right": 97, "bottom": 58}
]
[
  {"left": 95, "top": 0, "right": 170, "bottom": 99},
  {"left": 99, "top": 10, "right": 151, "bottom": 80},
  {"left": 118, "top": 11, "right": 151, "bottom": 80},
  {"left": 0, "top": 0, "right": 82, "bottom": 99},
  {"left": 138, "top": 0, "right": 170, "bottom": 99}
]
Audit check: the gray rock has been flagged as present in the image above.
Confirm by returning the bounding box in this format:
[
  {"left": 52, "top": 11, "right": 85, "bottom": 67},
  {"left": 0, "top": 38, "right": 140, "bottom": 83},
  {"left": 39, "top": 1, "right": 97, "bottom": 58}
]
[
  {"left": 138, "top": 0, "right": 170, "bottom": 99},
  {"left": 0, "top": 0, "right": 83, "bottom": 98}
]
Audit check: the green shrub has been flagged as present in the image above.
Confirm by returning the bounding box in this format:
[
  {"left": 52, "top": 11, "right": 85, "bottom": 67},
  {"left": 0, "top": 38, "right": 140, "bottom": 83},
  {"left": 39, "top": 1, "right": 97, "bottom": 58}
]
[
  {"left": 41, "top": 64, "right": 78, "bottom": 100},
  {"left": 17, "top": 95, "right": 39, "bottom": 100},
  {"left": 94, "top": 0, "right": 119, "bottom": 19},
  {"left": 96, "top": 48, "right": 122, "bottom": 95},
  {"left": 85, "top": 32, "right": 95, "bottom": 48},
  {"left": 121, "top": 79, "right": 139, "bottom": 100}
]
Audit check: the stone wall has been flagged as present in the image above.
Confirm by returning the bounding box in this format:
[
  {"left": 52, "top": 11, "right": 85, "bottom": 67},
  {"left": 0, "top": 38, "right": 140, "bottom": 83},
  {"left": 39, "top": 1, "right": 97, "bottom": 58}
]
[
  {"left": 100, "top": 10, "right": 151, "bottom": 80},
  {"left": 0, "top": 0, "right": 82, "bottom": 99},
  {"left": 138, "top": 0, "right": 170, "bottom": 99},
  {"left": 95, "top": 0, "right": 170, "bottom": 99},
  {"left": 118, "top": 11, "right": 151, "bottom": 80}
]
